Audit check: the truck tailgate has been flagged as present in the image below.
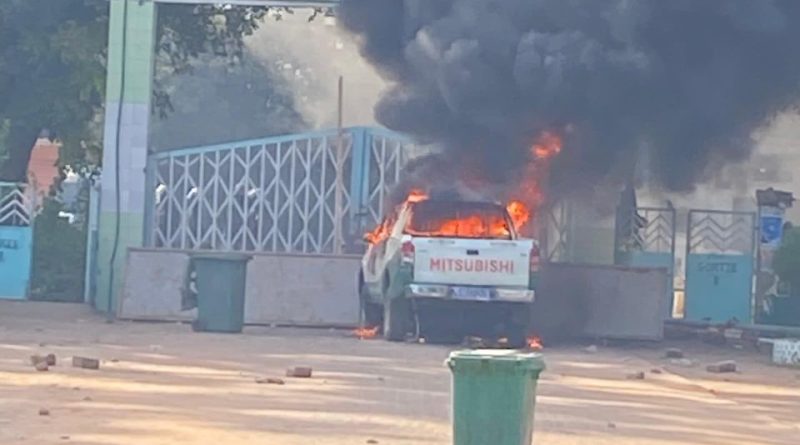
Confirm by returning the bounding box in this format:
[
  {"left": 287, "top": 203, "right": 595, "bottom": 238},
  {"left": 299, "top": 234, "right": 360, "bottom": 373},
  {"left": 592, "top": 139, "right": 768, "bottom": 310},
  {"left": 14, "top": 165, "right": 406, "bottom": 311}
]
[{"left": 412, "top": 237, "right": 531, "bottom": 287}]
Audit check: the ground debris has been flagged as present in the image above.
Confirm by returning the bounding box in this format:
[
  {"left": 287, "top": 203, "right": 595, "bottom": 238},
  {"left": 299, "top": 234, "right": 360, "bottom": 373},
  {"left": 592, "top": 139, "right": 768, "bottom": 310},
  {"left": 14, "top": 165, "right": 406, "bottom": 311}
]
[
  {"left": 72, "top": 357, "right": 100, "bottom": 370},
  {"left": 255, "top": 377, "right": 285, "bottom": 385},
  {"left": 664, "top": 348, "right": 684, "bottom": 359},
  {"left": 625, "top": 371, "right": 645, "bottom": 380},
  {"left": 367, "top": 440, "right": 379, "bottom": 444},
  {"left": 607, "top": 422, "right": 616, "bottom": 429},
  {"left": 650, "top": 368, "right": 663, "bottom": 374},
  {"left": 286, "top": 366, "right": 312, "bottom": 378},
  {"left": 706, "top": 360, "right": 737, "bottom": 373},
  {"left": 38, "top": 408, "right": 50, "bottom": 416},
  {"left": 34, "top": 361, "right": 49, "bottom": 372},
  {"left": 669, "top": 358, "right": 696, "bottom": 367},
  {"left": 584, "top": 345, "right": 598, "bottom": 354}
]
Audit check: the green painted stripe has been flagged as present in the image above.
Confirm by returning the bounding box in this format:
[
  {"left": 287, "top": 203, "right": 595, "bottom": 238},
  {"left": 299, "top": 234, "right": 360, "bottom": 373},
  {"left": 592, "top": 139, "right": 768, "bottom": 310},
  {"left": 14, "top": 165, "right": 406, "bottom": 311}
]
[
  {"left": 105, "top": 0, "right": 156, "bottom": 105},
  {"left": 94, "top": 211, "right": 144, "bottom": 313}
]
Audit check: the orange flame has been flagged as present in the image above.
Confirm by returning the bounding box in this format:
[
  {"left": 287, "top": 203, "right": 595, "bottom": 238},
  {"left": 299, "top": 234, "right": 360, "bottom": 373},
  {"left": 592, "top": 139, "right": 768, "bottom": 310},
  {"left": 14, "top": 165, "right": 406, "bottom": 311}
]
[
  {"left": 366, "top": 130, "right": 562, "bottom": 243},
  {"left": 408, "top": 214, "right": 511, "bottom": 239},
  {"left": 508, "top": 131, "right": 563, "bottom": 236},
  {"left": 406, "top": 188, "right": 428, "bottom": 203},
  {"left": 364, "top": 189, "right": 429, "bottom": 244},
  {"left": 526, "top": 335, "right": 543, "bottom": 351},
  {"left": 353, "top": 326, "right": 379, "bottom": 339},
  {"left": 506, "top": 200, "right": 531, "bottom": 232},
  {"left": 532, "top": 131, "right": 562, "bottom": 159}
]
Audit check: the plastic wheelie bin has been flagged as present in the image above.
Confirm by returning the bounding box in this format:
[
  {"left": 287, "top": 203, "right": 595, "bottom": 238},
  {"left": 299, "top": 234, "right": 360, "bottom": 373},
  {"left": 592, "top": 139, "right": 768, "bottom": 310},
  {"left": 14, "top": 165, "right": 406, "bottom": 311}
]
[
  {"left": 447, "top": 349, "right": 545, "bottom": 445},
  {"left": 188, "top": 253, "right": 251, "bottom": 333}
]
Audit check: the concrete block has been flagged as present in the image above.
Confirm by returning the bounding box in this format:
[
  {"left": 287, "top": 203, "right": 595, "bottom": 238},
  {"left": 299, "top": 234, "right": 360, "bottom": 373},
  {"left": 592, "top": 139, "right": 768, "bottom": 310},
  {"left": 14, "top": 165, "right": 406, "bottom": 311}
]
[
  {"left": 286, "top": 366, "right": 313, "bottom": 378},
  {"left": 706, "top": 360, "right": 737, "bottom": 373},
  {"left": 72, "top": 357, "right": 100, "bottom": 370},
  {"left": 664, "top": 348, "right": 684, "bottom": 359}
]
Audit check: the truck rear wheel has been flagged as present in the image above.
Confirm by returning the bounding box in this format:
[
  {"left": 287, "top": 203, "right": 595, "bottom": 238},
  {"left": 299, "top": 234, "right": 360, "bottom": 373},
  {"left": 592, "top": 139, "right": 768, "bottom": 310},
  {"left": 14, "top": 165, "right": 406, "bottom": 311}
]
[
  {"left": 507, "top": 303, "right": 533, "bottom": 348},
  {"left": 383, "top": 296, "right": 410, "bottom": 342},
  {"left": 359, "top": 286, "right": 382, "bottom": 327}
]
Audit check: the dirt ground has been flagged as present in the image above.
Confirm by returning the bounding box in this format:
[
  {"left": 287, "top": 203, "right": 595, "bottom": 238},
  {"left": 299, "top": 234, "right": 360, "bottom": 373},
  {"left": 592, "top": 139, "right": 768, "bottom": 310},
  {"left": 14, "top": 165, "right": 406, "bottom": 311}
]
[{"left": 0, "top": 301, "right": 798, "bottom": 445}]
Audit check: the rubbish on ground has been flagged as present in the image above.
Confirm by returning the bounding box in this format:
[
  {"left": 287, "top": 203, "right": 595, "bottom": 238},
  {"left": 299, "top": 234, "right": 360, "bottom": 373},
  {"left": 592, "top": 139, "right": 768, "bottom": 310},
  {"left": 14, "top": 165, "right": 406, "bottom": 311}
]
[
  {"left": 664, "top": 348, "right": 684, "bottom": 359},
  {"left": 626, "top": 371, "right": 645, "bottom": 380},
  {"left": 669, "top": 358, "right": 696, "bottom": 367},
  {"left": 72, "top": 357, "right": 100, "bottom": 370},
  {"left": 706, "top": 360, "right": 737, "bottom": 373},
  {"left": 650, "top": 368, "right": 663, "bottom": 374},
  {"left": 584, "top": 345, "right": 598, "bottom": 353},
  {"left": 34, "top": 361, "right": 49, "bottom": 372},
  {"left": 256, "top": 377, "right": 285, "bottom": 385},
  {"left": 367, "top": 440, "right": 379, "bottom": 444},
  {"left": 38, "top": 408, "right": 50, "bottom": 416},
  {"left": 286, "top": 366, "right": 313, "bottom": 378}
]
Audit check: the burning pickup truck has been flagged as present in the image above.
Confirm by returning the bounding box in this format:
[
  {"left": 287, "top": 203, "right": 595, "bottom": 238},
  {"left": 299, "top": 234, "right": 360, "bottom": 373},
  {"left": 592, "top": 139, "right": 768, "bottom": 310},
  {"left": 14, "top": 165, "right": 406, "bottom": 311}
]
[{"left": 359, "top": 192, "right": 540, "bottom": 345}]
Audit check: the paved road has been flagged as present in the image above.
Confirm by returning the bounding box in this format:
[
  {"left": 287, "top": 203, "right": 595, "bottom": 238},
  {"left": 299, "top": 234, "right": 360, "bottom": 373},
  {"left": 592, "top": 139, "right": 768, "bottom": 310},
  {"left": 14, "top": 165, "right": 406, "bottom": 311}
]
[{"left": 0, "top": 301, "right": 797, "bottom": 444}]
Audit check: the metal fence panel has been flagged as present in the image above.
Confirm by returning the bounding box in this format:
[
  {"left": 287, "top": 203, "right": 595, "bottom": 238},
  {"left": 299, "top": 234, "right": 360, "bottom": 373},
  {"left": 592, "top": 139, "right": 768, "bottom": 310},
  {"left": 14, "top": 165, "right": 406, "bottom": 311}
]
[{"left": 146, "top": 127, "right": 410, "bottom": 254}]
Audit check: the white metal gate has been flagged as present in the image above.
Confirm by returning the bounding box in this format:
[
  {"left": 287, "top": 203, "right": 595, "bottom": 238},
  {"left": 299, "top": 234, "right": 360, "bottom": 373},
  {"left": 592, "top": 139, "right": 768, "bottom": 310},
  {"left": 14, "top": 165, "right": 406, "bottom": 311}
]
[{"left": 145, "top": 127, "right": 412, "bottom": 254}]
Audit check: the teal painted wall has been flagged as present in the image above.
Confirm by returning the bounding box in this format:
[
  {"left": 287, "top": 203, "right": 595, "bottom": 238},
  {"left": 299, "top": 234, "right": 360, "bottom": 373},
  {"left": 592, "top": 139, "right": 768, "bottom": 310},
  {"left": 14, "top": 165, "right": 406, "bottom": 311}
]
[
  {"left": 685, "top": 253, "right": 753, "bottom": 323},
  {"left": 0, "top": 226, "right": 33, "bottom": 299}
]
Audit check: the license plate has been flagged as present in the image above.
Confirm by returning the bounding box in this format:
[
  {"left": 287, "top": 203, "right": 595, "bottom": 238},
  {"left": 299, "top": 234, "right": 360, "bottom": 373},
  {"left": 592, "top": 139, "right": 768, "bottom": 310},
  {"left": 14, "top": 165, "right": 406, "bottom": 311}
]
[{"left": 452, "top": 286, "right": 491, "bottom": 301}]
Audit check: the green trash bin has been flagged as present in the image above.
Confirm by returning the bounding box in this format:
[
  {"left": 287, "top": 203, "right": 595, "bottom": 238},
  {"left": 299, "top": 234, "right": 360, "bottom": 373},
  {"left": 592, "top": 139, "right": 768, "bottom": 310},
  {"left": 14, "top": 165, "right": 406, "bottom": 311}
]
[
  {"left": 190, "top": 253, "right": 252, "bottom": 333},
  {"left": 447, "top": 350, "right": 545, "bottom": 445}
]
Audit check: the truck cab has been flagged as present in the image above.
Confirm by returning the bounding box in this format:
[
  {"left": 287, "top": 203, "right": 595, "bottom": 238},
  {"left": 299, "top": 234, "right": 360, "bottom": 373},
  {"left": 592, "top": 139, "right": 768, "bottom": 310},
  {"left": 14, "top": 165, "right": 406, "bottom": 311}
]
[{"left": 360, "top": 199, "right": 540, "bottom": 343}]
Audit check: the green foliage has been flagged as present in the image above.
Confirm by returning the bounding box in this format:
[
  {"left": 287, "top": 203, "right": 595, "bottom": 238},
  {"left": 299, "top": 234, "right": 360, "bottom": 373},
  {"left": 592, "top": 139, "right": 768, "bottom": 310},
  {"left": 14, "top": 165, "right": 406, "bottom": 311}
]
[
  {"left": 0, "top": 0, "right": 272, "bottom": 179},
  {"left": 774, "top": 227, "right": 800, "bottom": 292},
  {"left": 30, "top": 197, "right": 87, "bottom": 302}
]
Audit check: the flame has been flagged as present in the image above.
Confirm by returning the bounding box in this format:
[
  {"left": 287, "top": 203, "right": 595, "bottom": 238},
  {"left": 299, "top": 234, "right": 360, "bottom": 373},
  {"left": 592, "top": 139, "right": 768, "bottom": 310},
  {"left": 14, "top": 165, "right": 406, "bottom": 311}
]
[
  {"left": 508, "top": 131, "right": 563, "bottom": 236},
  {"left": 365, "top": 130, "right": 562, "bottom": 243},
  {"left": 407, "top": 213, "right": 511, "bottom": 239},
  {"left": 506, "top": 200, "right": 530, "bottom": 232},
  {"left": 365, "top": 189, "right": 429, "bottom": 245},
  {"left": 406, "top": 188, "right": 428, "bottom": 203},
  {"left": 353, "top": 326, "right": 379, "bottom": 339},
  {"left": 526, "top": 335, "right": 543, "bottom": 350},
  {"left": 532, "top": 131, "right": 562, "bottom": 159}
]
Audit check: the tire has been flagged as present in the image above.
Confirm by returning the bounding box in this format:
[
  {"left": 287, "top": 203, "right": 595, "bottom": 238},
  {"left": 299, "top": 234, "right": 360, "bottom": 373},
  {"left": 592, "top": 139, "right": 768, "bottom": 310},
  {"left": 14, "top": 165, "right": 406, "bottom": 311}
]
[
  {"left": 507, "top": 303, "right": 533, "bottom": 349},
  {"left": 383, "top": 296, "right": 411, "bottom": 342},
  {"left": 359, "top": 279, "right": 383, "bottom": 327}
]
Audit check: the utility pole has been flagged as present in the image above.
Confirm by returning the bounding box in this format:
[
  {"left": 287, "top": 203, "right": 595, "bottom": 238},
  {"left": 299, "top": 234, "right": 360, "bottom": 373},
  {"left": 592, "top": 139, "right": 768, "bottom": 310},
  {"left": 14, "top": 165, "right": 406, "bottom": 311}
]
[{"left": 333, "top": 75, "right": 345, "bottom": 254}]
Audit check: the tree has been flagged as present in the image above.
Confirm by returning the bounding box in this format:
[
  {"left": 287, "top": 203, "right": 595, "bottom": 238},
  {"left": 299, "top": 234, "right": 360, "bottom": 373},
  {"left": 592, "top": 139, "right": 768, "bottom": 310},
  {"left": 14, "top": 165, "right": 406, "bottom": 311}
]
[
  {"left": 774, "top": 227, "right": 800, "bottom": 294},
  {"left": 0, "top": 0, "right": 277, "bottom": 180}
]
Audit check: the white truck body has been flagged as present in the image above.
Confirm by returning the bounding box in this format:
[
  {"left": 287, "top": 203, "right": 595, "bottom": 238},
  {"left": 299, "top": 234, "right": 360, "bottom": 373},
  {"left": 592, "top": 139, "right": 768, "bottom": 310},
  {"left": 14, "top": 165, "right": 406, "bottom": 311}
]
[
  {"left": 412, "top": 237, "right": 532, "bottom": 288},
  {"left": 361, "top": 200, "right": 537, "bottom": 303}
]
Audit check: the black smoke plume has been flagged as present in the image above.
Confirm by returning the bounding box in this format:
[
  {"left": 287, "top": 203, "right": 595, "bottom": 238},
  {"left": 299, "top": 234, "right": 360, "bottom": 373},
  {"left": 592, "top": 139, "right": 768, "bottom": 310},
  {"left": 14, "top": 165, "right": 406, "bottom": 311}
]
[{"left": 340, "top": 0, "right": 800, "bottom": 196}]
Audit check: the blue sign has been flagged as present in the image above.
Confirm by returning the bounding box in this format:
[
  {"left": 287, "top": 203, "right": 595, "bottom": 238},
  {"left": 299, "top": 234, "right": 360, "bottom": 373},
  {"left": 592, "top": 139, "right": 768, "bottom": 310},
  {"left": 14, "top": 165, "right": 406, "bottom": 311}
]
[{"left": 760, "top": 215, "right": 783, "bottom": 247}]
